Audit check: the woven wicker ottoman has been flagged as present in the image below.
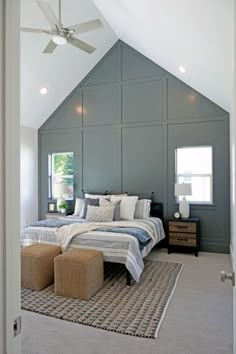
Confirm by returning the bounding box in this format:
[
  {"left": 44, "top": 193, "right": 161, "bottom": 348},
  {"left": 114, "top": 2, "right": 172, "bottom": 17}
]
[
  {"left": 54, "top": 249, "right": 104, "bottom": 300},
  {"left": 21, "top": 244, "right": 61, "bottom": 290}
]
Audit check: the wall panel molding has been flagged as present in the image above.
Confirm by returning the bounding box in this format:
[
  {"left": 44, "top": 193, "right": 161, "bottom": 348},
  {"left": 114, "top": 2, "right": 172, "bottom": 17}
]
[{"left": 39, "top": 40, "right": 230, "bottom": 253}]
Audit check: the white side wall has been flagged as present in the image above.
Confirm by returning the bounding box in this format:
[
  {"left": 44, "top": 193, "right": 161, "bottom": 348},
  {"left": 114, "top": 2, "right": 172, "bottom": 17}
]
[{"left": 20, "top": 126, "right": 38, "bottom": 227}]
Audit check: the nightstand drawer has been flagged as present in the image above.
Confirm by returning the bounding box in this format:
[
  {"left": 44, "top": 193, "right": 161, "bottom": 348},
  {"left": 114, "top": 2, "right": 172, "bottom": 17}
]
[
  {"left": 169, "top": 222, "right": 196, "bottom": 233},
  {"left": 169, "top": 235, "right": 197, "bottom": 246},
  {"left": 167, "top": 217, "right": 200, "bottom": 256},
  {"left": 169, "top": 232, "right": 196, "bottom": 239}
]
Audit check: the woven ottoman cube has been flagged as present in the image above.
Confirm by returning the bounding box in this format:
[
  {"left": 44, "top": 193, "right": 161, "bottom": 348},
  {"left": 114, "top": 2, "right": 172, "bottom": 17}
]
[
  {"left": 54, "top": 249, "right": 104, "bottom": 300},
  {"left": 21, "top": 244, "right": 61, "bottom": 290}
]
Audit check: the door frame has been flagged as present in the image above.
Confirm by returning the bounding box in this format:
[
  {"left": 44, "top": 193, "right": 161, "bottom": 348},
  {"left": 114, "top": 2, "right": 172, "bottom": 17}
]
[
  {"left": 0, "top": 0, "right": 21, "bottom": 353},
  {"left": 232, "top": 2, "right": 236, "bottom": 354}
]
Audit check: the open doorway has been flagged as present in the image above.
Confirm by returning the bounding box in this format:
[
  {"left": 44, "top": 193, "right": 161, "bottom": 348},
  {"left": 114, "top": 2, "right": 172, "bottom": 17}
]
[{"left": 18, "top": 1, "right": 235, "bottom": 354}]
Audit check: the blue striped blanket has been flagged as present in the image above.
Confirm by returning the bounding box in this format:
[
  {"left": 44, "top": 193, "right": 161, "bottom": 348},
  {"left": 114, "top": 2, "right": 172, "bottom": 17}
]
[{"left": 29, "top": 219, "right": 151, "bottom": 247}]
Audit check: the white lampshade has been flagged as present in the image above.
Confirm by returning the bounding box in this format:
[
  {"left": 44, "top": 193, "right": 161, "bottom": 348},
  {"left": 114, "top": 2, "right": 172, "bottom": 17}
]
[
  {"left": 53, "top": 183, "right": 68, "bottom": 197},
  {"left": 175, "top": 183, "right": 192, "bottom": 197}
]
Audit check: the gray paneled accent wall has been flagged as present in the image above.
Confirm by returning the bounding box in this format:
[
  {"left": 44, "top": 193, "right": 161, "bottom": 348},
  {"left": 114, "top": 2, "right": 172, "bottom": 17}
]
[{"left": 39, "top": 40, "right": 230, "bottom": 253}]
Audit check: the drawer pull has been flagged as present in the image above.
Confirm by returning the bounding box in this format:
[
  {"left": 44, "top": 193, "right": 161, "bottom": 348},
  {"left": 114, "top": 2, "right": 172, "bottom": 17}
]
[
  {"left": 177, "top": 238, "right": 187, "bottom": 241},
  {"left": 176, "top": 226, "right": 188, "bottom": 229}
]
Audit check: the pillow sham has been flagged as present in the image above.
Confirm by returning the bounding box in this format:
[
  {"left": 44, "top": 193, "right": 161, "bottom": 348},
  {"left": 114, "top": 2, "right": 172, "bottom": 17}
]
[
  {"left": 73, "top": 198, "right": 84, "bottom": 217},
  {"left": 99, "top": 198, "right": 121, "bottom": 221},
  {"left": 86, "top": 205, "right": 114, "bottom": 222},
  {"left": 129, "top": 193, "right": 154, "bottom": 200},
  {"left": 111, "top": 195, "right": 138, "bottom": 220},
  {"left": 106, "top": 193, "right": 128, "bottom": 199},
  {"left": 81, "top": 198, "right": 99, "bottom": 218},
  {"left": 134, "top": 199, "right": 151, "bottom": 219},
  {"left": 85, "top": 193, "right": 111, "bottom": 201}
]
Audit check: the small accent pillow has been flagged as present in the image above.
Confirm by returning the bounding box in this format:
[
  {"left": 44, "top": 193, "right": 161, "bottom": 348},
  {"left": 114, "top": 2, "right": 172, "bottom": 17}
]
[
  {"left": 134, "top": 199, "right": 151, "bottom": 219},
  {"left": 73, "top": 198, "right": 84, "bottom": 217},
  {"left": 81, "top": 198, "right": 99, "bottom": 218},
  {"left": 99, "top": 198, "right": 121, "bottom": 221},
  {"left": 111, "top": 195, "right": 138, "bottom": 220},
  {"left": 85, "top": 193, "right": 111, "bottom": 201},
  {"left": 86, "top": 205, "right": 114, "bottom": 222}
]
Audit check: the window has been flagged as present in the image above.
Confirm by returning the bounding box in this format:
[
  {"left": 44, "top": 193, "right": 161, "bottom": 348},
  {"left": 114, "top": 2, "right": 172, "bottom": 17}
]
[
  {"left": 48, "top": 152, "right": 74, "bottom": 200},
  {"left": 175, "top": 146, "right": 213, "bottom": 204}
]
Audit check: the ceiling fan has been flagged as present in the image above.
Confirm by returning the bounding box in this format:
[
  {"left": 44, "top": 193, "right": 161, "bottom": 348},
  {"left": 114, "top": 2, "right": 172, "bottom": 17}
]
[{"left": 21, "top": 0, "right": 103, "bottom": 54}]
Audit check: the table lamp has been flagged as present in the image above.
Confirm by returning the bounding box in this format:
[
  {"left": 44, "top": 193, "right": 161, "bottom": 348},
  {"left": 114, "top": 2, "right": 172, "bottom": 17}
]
[
  {"left": 53, "top": 183, "right": 68, "bottom": 212},
  {"left": 174, "top": 183, "right": 192, "bottom": 218}
]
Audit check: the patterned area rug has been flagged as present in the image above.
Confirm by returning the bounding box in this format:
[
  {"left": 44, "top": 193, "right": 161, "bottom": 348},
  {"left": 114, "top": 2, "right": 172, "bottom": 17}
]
[{"left": 21, "top": 260, "right": 183, "bottom": 339}]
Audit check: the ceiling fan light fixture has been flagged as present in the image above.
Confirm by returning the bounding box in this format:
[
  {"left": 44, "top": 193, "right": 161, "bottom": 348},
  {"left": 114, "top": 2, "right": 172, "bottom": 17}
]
[
  {"left": 21, "top": 0, "right": 102, "bottom": 54},
  {"left": 52, "top": 34, "right": 67, "bottom": 45}
]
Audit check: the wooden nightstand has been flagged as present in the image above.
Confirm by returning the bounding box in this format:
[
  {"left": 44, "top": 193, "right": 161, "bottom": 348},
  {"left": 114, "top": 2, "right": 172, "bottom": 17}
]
[
  {"left": 167, "top": 218, "right": 200, "bottom": 257},
  {"left": 45, "top": 212, "right": 66, "bottom": 219}
]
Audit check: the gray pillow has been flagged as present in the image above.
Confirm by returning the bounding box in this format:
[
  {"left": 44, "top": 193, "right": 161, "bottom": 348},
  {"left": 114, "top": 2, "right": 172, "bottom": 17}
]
[
  {"left": 82, "top": 198, "right": 99, "bottom": 218},
  {"left": 113, "top": 201, "right": 121, "bottom": 221},
  {"left": 99, "top": 199, "right": 121, "bottom": 221}
]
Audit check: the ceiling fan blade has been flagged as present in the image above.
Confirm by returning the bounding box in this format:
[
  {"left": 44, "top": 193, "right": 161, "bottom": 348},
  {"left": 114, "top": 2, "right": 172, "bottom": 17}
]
[
  {"left": 43, "top": 40, "right": 57, "bottom": 54},
  {"left": 68, "top": 36, "right": 96, "bottom": 54},
  {"left": 67, "top": 19, "right": 103, "bottom": 35},
  {"left": 21, "top": 27, "right": 50, "bottom": 35},
  {"left": 36, "top": 0, "right": 60, "bottom": 28}
]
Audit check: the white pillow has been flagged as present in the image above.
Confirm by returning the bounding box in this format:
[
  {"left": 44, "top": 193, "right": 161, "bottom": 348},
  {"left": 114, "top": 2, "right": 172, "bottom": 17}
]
[
  {"left": 134, "top": 199, "right": 151, "bottom": 219},
  {"left": 85, "top": 193, "right": 111, "bottom": 201},
  {"left": 111, "top": 195, "right": 138, "bottom": 220},
  {"left": 106, "top": 193, "right": 127, "bottom": 199},
  {"left": 86, "top": 205, "right": 114, "bottom": 222},
  {"left": 73, "top": 198, "right": 84, "bottom": 217}
]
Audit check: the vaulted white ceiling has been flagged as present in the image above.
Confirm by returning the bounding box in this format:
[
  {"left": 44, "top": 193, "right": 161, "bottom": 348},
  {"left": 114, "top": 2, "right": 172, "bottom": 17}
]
[
  {"left": 21, "top": 0, "right": 232, "bottom": 128},
  {"left": 93, "top": 0, "right": 233, "bottom": 113}
]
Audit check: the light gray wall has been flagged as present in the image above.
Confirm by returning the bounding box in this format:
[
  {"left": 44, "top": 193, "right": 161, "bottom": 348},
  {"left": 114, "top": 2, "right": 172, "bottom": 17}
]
[
  {"left": 39, "top": 40, "right": 230, "bottom": 253},
  {"left": 21, "top": 126, "right": 38, "bottom": 228}
]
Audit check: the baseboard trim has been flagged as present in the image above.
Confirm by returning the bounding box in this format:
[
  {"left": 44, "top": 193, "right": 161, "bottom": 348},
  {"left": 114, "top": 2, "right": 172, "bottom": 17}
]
[{"left": 200, "top": 242, "right": 229, "bottom": 254}]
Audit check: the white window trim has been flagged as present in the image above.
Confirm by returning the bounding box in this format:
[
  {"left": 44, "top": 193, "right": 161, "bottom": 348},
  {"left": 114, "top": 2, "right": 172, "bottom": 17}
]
[
  {"left": 48, "top": 152, "right": 74, "bottom": 200},
  {"left": 175, "top": 146, "right": 213, "bottom": 205}
]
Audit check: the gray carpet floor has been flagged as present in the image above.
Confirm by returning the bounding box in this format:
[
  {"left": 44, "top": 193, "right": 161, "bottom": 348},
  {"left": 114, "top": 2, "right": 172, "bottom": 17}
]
[{"left": 21, "top": 249, "right": 233, "bottom": 354}]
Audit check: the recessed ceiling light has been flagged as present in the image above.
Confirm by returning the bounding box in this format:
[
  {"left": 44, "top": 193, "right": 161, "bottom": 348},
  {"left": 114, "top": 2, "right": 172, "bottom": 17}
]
[
  {"left": 179, "top": 66, "right": 186, "bottom": 73},
  {"left": 40, "top": 87, "right": 48, "bottom": 95}
]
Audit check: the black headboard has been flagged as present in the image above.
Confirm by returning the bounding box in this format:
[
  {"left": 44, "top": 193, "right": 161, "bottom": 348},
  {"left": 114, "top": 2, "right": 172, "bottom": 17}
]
[{"left": 150, "top": 203, "right": 163, "bottom": 221}]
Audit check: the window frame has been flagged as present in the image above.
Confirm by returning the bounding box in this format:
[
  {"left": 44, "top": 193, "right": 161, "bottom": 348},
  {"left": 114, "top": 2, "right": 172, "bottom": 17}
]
[
  {"left": 48, "top": 152, "right": 74, "bottom": 201},
  {"left": 175, "top": 145, "right": 213, "bottom": 205}
]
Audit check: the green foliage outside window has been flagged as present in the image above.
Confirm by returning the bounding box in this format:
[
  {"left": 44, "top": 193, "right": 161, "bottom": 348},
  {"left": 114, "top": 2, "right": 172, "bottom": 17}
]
[
  {"left": 53, "top": 153, "right": 73, "bottom": 176},
  {"left": 49, "top": 152, "right": 74, "bottom": 200}
]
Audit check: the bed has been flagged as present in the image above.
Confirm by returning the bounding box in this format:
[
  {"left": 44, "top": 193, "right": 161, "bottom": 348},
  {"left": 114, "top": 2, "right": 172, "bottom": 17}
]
[{"left": 21, "top": 203, "right": 165, "bottom": 284}]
